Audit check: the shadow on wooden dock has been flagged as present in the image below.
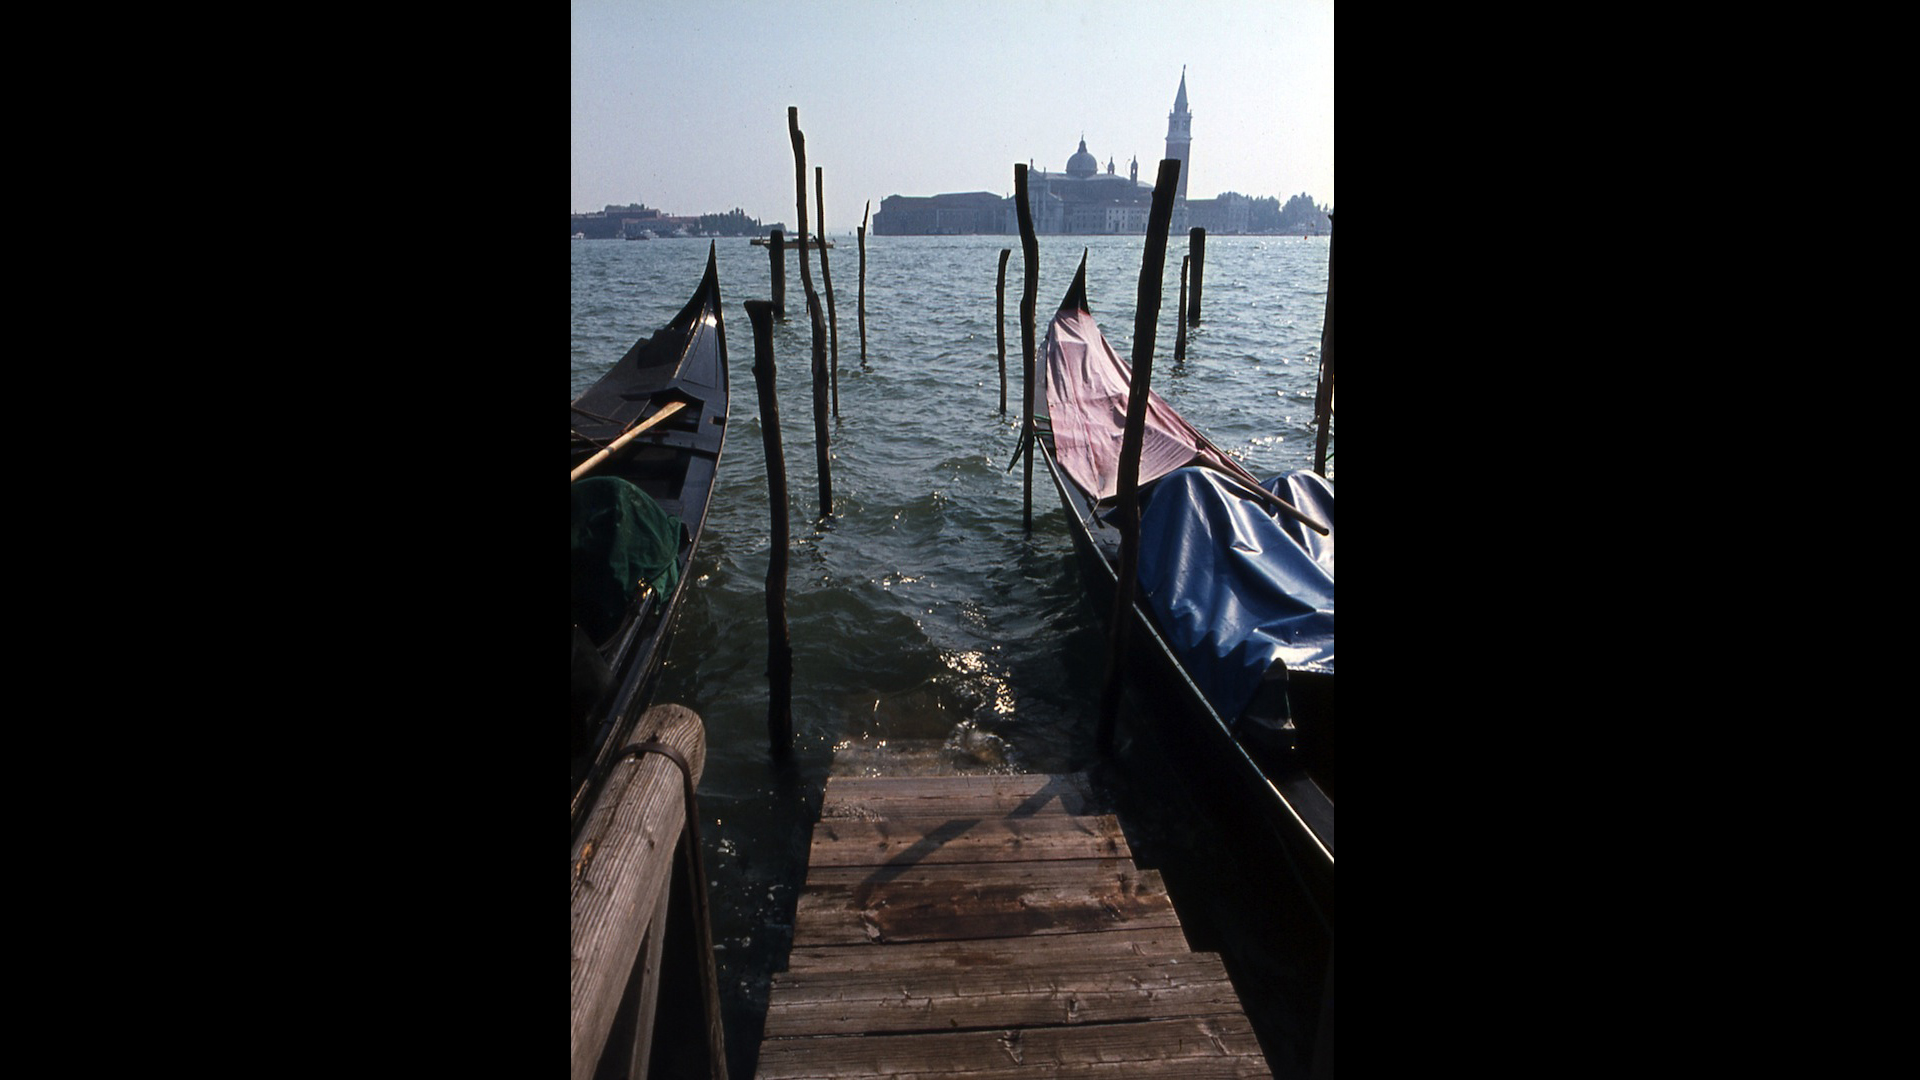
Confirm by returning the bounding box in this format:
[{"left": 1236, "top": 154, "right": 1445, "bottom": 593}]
[{"left": 755, "top": 762, "right": 1275, "bottom": 1077}]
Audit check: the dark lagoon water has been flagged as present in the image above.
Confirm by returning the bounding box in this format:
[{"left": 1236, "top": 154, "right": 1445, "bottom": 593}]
[{"left": 573, "top": 231, "right": 1333, "bottom": 1078}]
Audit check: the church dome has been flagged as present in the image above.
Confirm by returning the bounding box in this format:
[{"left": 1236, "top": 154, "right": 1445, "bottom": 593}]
[{"left": 1066, "top": 137, "right": 1098, "bottom": 179}]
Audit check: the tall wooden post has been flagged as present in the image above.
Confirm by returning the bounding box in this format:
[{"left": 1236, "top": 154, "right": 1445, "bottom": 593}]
[
  {"left": 571, "top": 704, "right": 723, "bottom": 1080},
  {"left": 1097, "top": 158, "right": 1181, "bottom": 753},
  {"left": 769, "top": 230, "right": 787, "bottom": 318},
  {"left": 1175, "top": 255, "right": 1190, "bottom": 361},
  {"left": 806, "top": 289, "right": 831, "bottom": 517},
  {"left": 1186, "top": 227, "right": 1206, "bottom": 325},
  {"left": 996, "top": 248, "right": 1010, "bottom": 415},
  {"left": 1313, "top": 214, "right": 1334, "bottom": 479},
  {"left": 1014, "top": 164, "right": 1039, "bottom": 533},
  {"left": 788, "top": 106, "right": 831, "bottom": 518},
  {"left": 746, "top": 302, "right": 793, "bottom": 759},
  {"left": 788, "top": 108, "right": 818, "bottom": 308},
  {"left": 815, "top": 166, "right": 839, "bottom": 421},
  {"left": 858, "top": 201, "right": 870, "bottom": 365}
]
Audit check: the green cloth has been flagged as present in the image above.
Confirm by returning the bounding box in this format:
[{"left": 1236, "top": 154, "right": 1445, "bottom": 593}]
[{"left": 571, "top": 477, "right": 683, "bottom": 642}]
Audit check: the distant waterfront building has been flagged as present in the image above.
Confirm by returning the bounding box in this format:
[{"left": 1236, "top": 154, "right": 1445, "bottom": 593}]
[
  {"left": 866, "top": 191, "right": 1009, "bottom": 236},
  {"left": 872, "top": 70, "right": 1222, "bottom": 237},
  {"left": 568, "top": 204, "right": 781, "bottom": 240},
  {"left": 1185, "top": 192, "right": 1251, "bottom": 234}
]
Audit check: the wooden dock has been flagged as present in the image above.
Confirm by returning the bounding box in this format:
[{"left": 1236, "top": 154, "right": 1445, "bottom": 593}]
[{"left": 755, "top": 771, "right": 1273, "bottom": 1077}]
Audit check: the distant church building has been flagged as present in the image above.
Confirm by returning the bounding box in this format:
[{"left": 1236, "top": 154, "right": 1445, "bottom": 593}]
[
  {"left": 874, "top": 70, "right": 1244, "bottom": 236},
  {"left": 1014, "top": 136, "right": 1157, "bottom": 235},
  {"left": 1166, "top": 66, "right": 1192, "bottom": 233}
]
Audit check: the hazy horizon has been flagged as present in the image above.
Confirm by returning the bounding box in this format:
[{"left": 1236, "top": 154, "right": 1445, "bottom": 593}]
[{"left": 572, "top": 0, "right": 1332, "bottom": 233}]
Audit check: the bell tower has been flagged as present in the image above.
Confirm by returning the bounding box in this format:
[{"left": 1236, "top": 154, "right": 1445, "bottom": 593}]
[{"left": 1165, "top": 66, "right": 1191, "bottom": 203}]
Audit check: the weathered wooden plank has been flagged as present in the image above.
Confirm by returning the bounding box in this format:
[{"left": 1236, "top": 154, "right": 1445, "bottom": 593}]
[
  {"left": 781, "top": 927, "right": 1193, "bottom": 974},
  {"left": 796, "top": 857, "right": 1164, "bottom": 891},
  {"left": 760, "top": 773, "right": 1274, "bottom": 1077},
  {"left": 792, "top": 861, "right": 1179, "bottom": 945},
  {"left": 763, "top": 950, "right": 1244, "bottom": 1037},
  {"left": 820, "top": 791, "right": 1107, "bottom": 819},
  {"left": 820, "top": 774, "right": 1102, "bottom": 820},
  {"left": 755, "top": 1015, "right": 1270, "bottom": 1078},
  {"left": 805, "top": 813, "right": 1130, "bottom": 868},
  {"left": 773, "top": 946, "right": 1236, "bottom": 997}
]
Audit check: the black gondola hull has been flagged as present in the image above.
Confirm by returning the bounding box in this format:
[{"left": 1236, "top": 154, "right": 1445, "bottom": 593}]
[
  {"left": 571, "top": 246, "right": 729, "bottom": 840},
  {"left": 1040, "top": 430, "right": 1334, "bottom": 929}
]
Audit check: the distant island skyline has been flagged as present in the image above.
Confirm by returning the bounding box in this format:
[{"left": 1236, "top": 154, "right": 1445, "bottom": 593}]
[
  {"left": 573, "top": 7, "right": 1331, "bottom": 242},
  {"left": 570, "top": 205, "right": 785, "bottom": 241},
  {"left": 570, "top": 187, "right": 1329, "bottom": 241},
  {"left": 869, "top": 71, "right": 1328, "bottom": 237},
  {"left": 574, "top": 68, "right": 1328, "bottom": 240}
]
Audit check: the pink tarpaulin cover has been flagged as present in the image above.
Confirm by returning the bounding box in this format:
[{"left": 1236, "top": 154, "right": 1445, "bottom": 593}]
[{"left": 1045, "top": 306, "right": 1255, "bottom": 502}]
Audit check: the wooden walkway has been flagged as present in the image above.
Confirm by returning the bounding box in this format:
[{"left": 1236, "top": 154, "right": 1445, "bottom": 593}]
[{"left": 755, "top": 771, "right": 1273, "bottom": 1078}]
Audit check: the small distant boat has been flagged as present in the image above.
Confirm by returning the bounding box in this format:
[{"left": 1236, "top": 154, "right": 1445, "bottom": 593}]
[
  {"left": 625, "top": 229, "right": 654, "bottom": 241},
  {"left": 570, "top": 243, "right": 730, "bottom": 841},
  {"left": 750, "top": 234, "right": 833, "bottom": 250},
  {"left": 573, "top": 231, "right": 587, "bottom": 240},
  {"left": 1037, "top": 253, "right": 1334, "bottom": 924}
]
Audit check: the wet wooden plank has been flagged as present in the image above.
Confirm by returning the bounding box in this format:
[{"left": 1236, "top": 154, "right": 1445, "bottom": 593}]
[
  {"left": 804, "top": 813, "right": 1130, "bottom": 868},
  {"left": 791, "top": 860, "right": 1181, "bottom": 946},
  {"left": 763, "top": 950, "right": 1245, "bottom": 1037},
  {"left": 755, "top": 1015, "right": 1269, "bottom": 1078},
  {"left": 819, "top": 774, "right": 1103, "bottom": 819},
  {"left": 781, "top": 927, "right": 1193, "bottom": 975}
]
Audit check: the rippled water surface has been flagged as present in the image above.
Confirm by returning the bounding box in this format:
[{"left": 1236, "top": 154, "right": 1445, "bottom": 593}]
[{"left": 573, "top": 231, "right": 1332, "bottom": 1077}]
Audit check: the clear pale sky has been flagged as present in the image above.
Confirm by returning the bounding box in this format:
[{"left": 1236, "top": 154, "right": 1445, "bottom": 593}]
[{"left": 571, "top": 0, "right": 1332, "bottom": 233}]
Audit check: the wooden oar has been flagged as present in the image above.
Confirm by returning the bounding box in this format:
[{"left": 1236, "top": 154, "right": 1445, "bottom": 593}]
[
  {"left": 1222, "top": 473, "right": 1330, "bottom": 535},
  {"left": 1187, "top": 429, "right": 1331, "bottom": 536},
  {"left": 570, "top": 401, "right": 687, "bottom": 483},
  {"left": 1210, "top": 468, "right": 1332, "bottom": 536}
]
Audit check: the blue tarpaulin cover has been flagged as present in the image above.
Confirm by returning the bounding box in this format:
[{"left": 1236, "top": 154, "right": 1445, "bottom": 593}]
[{"left": 1134, "top": 466, "right": 1335, "bottom": 724}]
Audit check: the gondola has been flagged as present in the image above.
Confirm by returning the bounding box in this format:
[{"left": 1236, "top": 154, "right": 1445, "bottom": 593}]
[
  {"left": 1035, "top": 254, "right": 1335, "bottom": 925},
  {"left": 571, "top": 244, "right": 729, "bottom": 840}
]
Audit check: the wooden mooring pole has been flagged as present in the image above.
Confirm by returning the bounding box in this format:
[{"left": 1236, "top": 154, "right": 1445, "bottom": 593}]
[
  {"left": 1186, "top": 226, "right": 1206, "bottom": 325},
  {"left": 769, "top": 229, "right": 786, "bottom": 319},
  {"left": 571, "top": 703, "right": 727, "bottom": 1080},
  {"left": 815, "top": 166, "right": 839, "bottom": 421},
  {"left": 1175, "top": 254, "right": 1190, "bottom": 362},
  {"left": 996, "top": 247, "right": 1010, "bottom": 415},
  {"left": 807, "top": 291, "right": 831, "bottom": 518},
  {"left": 787, "top": 106, "right": 832, "bottom": 518},
  {"left": 746, "top": 301, "right": 793, "bottom": 759},
  {"left": 1097, "top": 158, "right": 1181, "bottom": 753},
  {"left": 858, "top": 200, "right": 870, "bottom": 366},
  {"left": 1313, "top": 214, "right": 1335, "bottom": 479},
  {"left": 1014, "top": 164, "right": 1039, "bottom": 533},
  {"left": 787, "top": 109, "right": 817, "bottom": 310}
]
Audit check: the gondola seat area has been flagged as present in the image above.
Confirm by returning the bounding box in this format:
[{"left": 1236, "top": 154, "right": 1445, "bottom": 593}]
[
  {"left": 570, "top": 477, "right": 685, "bottom": 644},
  {"left": 1133, "top": 466, "right": 1334, "bottom": 772}
]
